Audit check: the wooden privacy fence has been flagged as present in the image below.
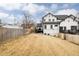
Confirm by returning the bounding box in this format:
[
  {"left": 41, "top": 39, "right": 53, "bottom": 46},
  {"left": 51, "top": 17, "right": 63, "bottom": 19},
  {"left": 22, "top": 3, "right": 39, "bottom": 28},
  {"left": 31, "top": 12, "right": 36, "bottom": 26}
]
[
  {"left": 0, "top": 28, "right": 24, "bottom": 42},
  {"left": 58, "top": 33, "right": 65, "bottom": 40},
  {"left": 58, "top": 33, "right": 79, "bottom": 45},
  {"left": 65, "top": 34, "right": 79, "bottom": 45}
]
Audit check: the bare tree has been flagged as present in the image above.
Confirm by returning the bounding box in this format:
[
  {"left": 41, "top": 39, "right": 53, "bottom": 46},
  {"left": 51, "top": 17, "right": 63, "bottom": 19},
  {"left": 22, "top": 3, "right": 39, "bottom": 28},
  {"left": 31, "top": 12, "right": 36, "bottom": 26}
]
[
  {"left": 21, "top": 11, "right": 36, "bottom": 34},
  {"left": 21, "top": 13, "right": 29, "bottom": 29}
]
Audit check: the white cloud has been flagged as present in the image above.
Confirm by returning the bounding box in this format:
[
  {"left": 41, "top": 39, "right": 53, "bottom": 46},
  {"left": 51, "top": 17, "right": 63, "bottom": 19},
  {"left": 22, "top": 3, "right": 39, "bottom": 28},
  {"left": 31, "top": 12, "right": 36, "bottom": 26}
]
[
  {"left": 0, "top": 3, "right": 22, "bottom": 11},
  {"left": 25, "top": 4, "right": 39, "bottom": 14},
  {"left": 22, "top": 3, "right": 46, "bottom": 15},
  {"left": 0, "top": 12, "right": 9, "bottom": 19},
  {"left": 5, "top": 15, "right": 15, "bottom": 24},
  {"left": 0, "top": 12, "right": 14, "bottom": 24},
  {"left": 55, "top": 9, "right": 78, "bottom": 16},
  {"left": 0, "top": 3, "right": 47, "bottom": 14},
  {"left": 44, "top": 4, "right": 58, "bottom": 14},
  {"left": 7, "top": 15, "right": 14, "bottom": 20}
]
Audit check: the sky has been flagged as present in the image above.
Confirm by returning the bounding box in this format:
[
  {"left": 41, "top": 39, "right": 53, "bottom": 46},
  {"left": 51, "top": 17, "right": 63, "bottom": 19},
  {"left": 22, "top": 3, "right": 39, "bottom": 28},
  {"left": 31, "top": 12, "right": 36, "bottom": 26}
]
[{"left": 0, "top": 3, "right": 79, "bottom": 24}]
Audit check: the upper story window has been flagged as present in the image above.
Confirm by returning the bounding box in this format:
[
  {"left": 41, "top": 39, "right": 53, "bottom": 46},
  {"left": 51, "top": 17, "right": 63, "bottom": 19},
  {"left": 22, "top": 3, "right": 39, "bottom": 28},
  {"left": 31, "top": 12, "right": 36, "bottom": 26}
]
[
  {"left": 49, "top": 19, "right": 51, "bottom": 21},
  {"left": 68, "top": 20, "right": 70, "bottom": 22},
  {"left": 52, "top": 19, "right": 54, "bottom": 21}
]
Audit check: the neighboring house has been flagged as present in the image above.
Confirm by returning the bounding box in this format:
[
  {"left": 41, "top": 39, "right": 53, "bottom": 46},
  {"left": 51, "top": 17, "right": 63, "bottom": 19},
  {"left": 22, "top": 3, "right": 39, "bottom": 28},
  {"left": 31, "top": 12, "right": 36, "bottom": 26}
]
[
  {"left": 60, "top": 15, "right": 78, "bottom": 34},
  {"left": 35, "top": 23, "right": 43, "bottom": 33},
  {"left": 75, "top": 13, "right": 79, "bottom": 32},
  {"left": 42, "top": 13, "right": 78, "bottom": 36},
  {"left": 3, "top": 24, "right": 23, "bottom": 29}
]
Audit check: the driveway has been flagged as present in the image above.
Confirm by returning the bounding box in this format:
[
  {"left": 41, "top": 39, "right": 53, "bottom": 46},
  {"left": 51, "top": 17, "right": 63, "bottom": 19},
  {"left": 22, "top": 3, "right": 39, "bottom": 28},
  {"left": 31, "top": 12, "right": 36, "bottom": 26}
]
[{"left": 0, "top": 33, "right": 79, "bottom": 56}]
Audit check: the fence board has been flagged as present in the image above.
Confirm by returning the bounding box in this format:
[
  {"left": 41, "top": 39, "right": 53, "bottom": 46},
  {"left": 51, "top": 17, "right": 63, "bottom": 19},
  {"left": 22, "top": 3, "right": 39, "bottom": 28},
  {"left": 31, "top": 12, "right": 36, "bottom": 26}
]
[{"left": 0, "top": 28, "right": 24, "bottom": 42}]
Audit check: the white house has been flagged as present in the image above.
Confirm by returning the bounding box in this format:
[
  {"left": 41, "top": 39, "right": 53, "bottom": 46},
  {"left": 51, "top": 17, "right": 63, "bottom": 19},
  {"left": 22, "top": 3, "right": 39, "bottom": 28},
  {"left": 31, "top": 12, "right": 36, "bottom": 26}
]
[
  {"left": 42, "top": 13, "right": 78, "bottom": 36},
  {"left": 75, "top": 13, "right": 79, "bottom": 31},
  {"left": 42, "top": 13, "right": 67, "bottom": 36},
  {"left": 42, "top": 13, "right": 59, "bottom": 36},
  {"left": 60, "top": 15, "right": 78, "bottom": 33}
]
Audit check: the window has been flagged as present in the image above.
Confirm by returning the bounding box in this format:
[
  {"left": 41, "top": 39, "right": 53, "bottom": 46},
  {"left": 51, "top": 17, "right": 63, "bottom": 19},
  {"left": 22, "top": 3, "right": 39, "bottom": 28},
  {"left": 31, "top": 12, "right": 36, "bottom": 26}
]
[
  {"left": 64, "top": 27, "right": 66, "bottom": 31},
  {"left": 50, "top": 25, "right": 53, "bottom": 29},
  {"left": 71, "top": 26, "right": 77, "bottom": 34},
  {"left": 55, "top": 25, "right": 58, "bottom": 27},
  {"left": 59, "top": 27, "right": 66, "bottom": 33},
  {"left": 49, "top": 19, "right": 51, "bottom": 21},
  {"left": 68, "top": 20, "right": 70, "bottom": 22},
  {"left": 44, "top": 25, "right": 47, "bottom": 29},
  {"left": 71, "top": 26, "right": 77, "bottom": 30},
  {"left": 59, "top": 27, "right": 63, "bottom": 32},
  {"left": 52, "top": 19, "right": 54, "bottom": 21}
]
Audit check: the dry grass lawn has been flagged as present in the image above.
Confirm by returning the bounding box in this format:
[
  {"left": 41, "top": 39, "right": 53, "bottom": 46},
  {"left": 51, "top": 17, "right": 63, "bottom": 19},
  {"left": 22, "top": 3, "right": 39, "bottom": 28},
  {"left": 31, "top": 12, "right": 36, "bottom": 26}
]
[{"left": 0, "top": 33, "right": 79, "bottom": 56}]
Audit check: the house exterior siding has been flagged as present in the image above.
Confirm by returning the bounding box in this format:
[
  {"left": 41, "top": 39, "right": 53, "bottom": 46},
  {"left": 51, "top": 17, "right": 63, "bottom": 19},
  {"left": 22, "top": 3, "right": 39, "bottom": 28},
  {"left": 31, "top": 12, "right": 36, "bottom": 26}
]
[
  {"left": 42, "top": 13, "right": 60, "bottom": 36},
  {"left": 41, "top": 13, "right": 79, "bottom": 36},
  {"left": 43, "top": 24, "right": 59, "bottom": 35},
  {"left": 60, "top": 17, "right": 78, "bottom": 33}
]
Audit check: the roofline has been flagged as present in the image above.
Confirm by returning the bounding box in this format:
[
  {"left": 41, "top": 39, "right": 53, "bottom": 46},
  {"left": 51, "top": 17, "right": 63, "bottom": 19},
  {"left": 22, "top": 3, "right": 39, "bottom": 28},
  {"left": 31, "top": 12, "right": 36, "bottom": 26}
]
[
  {"left": 43, "top": 22, "right": 60, "bottom": 24},
  {"left": 42, "top": 12, "right": 53, "bottom": 19},
  {"left": 42, "top": 13, "right": 78, "bottom": 23},
  {"left": 42, "top": 13, "right": 68, "bottom": 20}
]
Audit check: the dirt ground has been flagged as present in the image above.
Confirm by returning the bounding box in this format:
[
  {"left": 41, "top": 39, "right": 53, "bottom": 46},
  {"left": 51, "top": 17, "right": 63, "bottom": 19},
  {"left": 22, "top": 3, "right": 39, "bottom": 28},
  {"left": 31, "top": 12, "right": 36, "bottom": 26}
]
[{"left": 0, "top": 33, "right": 79, "bottom": 56}]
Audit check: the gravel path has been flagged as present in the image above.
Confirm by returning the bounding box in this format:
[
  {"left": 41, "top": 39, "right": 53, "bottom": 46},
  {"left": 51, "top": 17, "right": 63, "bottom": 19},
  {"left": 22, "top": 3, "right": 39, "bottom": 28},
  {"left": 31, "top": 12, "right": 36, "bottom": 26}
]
[{"left": 0, "top": 33, "right": 79, "bottom": 56}]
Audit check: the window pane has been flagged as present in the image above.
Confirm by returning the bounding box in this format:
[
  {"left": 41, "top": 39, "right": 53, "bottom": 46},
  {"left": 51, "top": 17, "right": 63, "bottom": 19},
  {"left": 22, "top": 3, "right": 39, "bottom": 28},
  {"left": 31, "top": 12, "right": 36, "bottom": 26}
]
[
  {"left": 49, "top": 19, "right": 51, "bottom": 21},
  {"left": 52, "top": 19, "right": 54, "bottom": 21},
  {"left": 71, "top": 26, "right": 77, "bottom": 30},
  {"left": 50, "top": 25, "right": 53, "bottom": 29},
  {"left": 55, "top": 25, "right": 58, "bottom": 27},
  {"left": 44, "top": 25, "right": 47, "bottom": 29}
]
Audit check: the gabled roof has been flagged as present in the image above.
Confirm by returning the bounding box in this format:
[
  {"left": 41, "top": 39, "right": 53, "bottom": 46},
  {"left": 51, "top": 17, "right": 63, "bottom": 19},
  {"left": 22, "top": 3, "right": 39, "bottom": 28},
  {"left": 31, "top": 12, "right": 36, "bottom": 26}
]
[
  {"left": 54, "top": 15, "right": 68, "bottom": 20},
  {"left": 42, "top": 13, "right": 53, "bottom": 19},
  {"left": 42, "top": 13, "right": 78, "bottom": 24},
  {"left": 67, "top": 14, "right": 76, "bottom": 20},
  {"left": 42, "top": 13, "right": 68, "bottom": 20},
  {"left": 42, "top": 13, "right": 77, "bottom": 20}
]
